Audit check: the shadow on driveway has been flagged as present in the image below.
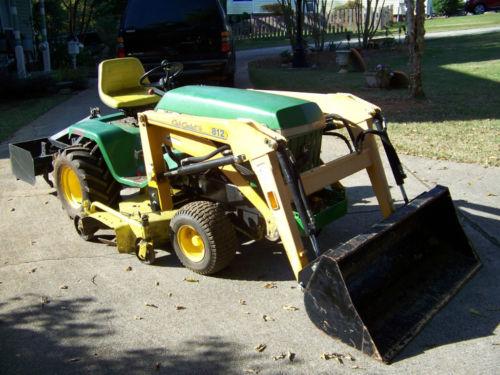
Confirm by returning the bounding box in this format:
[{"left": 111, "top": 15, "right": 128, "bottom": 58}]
[{"left": 0, "top": 296, "right": 249, "bottom": 374}]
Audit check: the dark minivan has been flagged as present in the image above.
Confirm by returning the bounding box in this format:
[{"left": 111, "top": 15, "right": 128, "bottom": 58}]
[{"left": 118, "top": 0, "right": 235, "bottom": 86}]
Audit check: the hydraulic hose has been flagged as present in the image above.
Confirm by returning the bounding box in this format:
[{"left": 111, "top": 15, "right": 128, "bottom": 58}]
[
  {"left": 276, "top": 142, "right": 321, "bottom": 258},
  {"left": 180, "top": 145, "right": 231, "bottom": 166}
]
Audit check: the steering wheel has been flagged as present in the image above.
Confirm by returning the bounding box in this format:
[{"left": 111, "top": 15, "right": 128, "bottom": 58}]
[{"left": 139, "top": 60, "right": 184, "bottom": 90}]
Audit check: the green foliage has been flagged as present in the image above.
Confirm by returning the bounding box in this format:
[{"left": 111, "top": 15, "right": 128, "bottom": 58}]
[
  {"left": 335, "top": 0, "right": 361, "bottom": 10},
  {"left": 53, "top": 67, "right": 90, "bottom": 90},
  {"left": 261, "top": 4, "right": 286, "bottom": 14},
  {"left": 433, "top": 0, "right": 463, "bottom": 15}
]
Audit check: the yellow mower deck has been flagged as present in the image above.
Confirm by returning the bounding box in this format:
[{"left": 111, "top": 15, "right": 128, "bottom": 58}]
[{"left": 80, "top": 194, "right": 174, "bottom": 256}]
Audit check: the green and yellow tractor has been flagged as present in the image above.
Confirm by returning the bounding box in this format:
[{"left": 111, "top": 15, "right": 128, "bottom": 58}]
[{"left": 9, "top": 57, "right": 480, "bottom": 362}]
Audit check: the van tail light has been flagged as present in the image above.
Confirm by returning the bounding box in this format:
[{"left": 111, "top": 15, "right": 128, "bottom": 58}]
[
  {"left": 221, "top": 31, "right": 231, "bottom": 53},
  {"left": 117, "top": 36, "right": 126, "bottom": 58}
]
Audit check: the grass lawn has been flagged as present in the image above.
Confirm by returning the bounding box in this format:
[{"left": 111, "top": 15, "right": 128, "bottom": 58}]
[
  {"left": 249, "top": 32, "right": 500, "bottom": 166},
  {"left": 0, "top": 94, "right": 71, "bottom": 143},
  {"left": 425, "top": 13, "right": 500, "bottom": 33}
]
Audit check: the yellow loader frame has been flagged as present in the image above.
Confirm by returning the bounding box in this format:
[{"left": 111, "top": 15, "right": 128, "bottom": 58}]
[{"left": 133, "top": 91, "right": 394, "bottom": 279}]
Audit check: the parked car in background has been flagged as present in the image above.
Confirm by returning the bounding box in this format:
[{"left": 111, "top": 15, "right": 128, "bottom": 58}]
[
  {"left": 118, "top": 0, "right": 235, "bottom": 86},
  {"left": 465, "top": 0, "right": 500, "bottom": 14}
]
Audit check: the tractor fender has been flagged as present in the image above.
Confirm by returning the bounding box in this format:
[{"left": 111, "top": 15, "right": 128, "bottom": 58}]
[{"left": 68, "top": 116, "right": 148, "bottom": 188}]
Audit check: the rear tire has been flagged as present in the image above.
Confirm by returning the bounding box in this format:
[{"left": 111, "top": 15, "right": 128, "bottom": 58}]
[
  {"left": 170, "top": 201, "right": 237, "bottom": 275},
  {"left": 53, "top": 143, "right": 121, "bottom": 218}
]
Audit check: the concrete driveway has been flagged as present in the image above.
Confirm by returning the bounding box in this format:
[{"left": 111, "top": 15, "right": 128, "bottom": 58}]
[{"left": 0, "top": 47, "right": 499, "bottom": 374}]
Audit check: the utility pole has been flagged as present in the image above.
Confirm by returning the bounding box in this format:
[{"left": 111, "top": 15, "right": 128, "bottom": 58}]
[
  {"left": 39, "top": 0, "right": 51, "bottom": 72},
  {"left": 292, "top": 0, "right": 307, "bottom": 68},
  {"left": 10, "top": 3, "right": 27, "bottom": 78}
]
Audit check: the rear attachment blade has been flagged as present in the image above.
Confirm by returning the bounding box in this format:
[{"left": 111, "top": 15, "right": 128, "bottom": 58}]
[{"left": 299, "top": 185, "right": 481, "bottom": 362}]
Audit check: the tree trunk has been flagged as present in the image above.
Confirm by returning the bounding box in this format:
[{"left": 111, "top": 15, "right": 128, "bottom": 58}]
[
  {"left": 405, "top": 0, "right": 426, "bottom": 98},
  {"left": 292, "top": 0, "right": 307, "bottom": 67}
]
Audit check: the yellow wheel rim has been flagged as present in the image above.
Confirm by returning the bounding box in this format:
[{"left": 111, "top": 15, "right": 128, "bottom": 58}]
[
  {"left": 60, "top": 165, "right": 83, "bottom": 209},
  {"left": 177, "top": 225, "right": 205, "bottom": 263}
]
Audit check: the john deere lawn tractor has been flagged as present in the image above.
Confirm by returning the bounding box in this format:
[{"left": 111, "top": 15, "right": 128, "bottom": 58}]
[{"left": 9, "top": 57, "right": 480, "bottom": 362}]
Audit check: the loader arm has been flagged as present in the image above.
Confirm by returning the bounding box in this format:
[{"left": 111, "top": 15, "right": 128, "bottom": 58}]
[{"left": 138, "top": 103, "right": 394, "bottom": 279}]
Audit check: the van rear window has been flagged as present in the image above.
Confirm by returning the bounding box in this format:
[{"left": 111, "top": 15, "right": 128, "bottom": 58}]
[{"left": 124, "top": 0, "right": 222, "bottom": 29}]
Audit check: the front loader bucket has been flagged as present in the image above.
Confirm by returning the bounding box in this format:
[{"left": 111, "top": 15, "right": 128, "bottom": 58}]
[{"left": 299, "top": 185, "right": 480, "bottom": 362}]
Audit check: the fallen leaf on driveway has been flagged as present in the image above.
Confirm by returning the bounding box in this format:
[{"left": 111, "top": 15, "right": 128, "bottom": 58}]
[
  {"left": 243, "top": 368, "right": 260, "bottom": 374},
  {"left": 254, "top": 344, "right": 267, "bottom": 352},
  {"left": 167, "top": 292, "right": 173, "bottom": 298},
  {"left": 283, "top": 305, "right": 299, "bottom": 311},
  {"left": 487, "top": 193, "right": 497, "bottom": 197},
  {"left": 184, "top": 277, "right": 199, "bottom": 283},
  {"left": 175, "top": 305, "right": 186, "bottom": 310},
  {"left": 288, "top": 351, "right": 296, "bottom": 362},
  {"left": 344, "top": 353, "right": 355, "bottom": 361},
  {"left": 10, "top": 208, "right": 15, "bottom": 212},
  {"left": 263, "top": 282, "right": 277, "bottom": 289},
  {"left": 145, "top": 303, "right": 159, "bottom": 309},
  {"left": 272, "top": 353, "right": 286, "bottom": 361},
  {"left": 125, "top": 266, "right": 132, "bottom": 272},
  {"left": 262, "top": 314, "right": 275, "bottom": 322},
  {"left": 321, "top": 352, "right": 344, "bottom": 364}
]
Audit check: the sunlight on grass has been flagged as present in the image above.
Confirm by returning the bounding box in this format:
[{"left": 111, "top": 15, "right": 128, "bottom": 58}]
[
  {"left": 250, "top": 32, "right": 500, "bottom": 166},
  {"left": 390, "top": 120, "right": 500, "bottom": 167},
  {"left": 440, "top": 60, "right": 500, "bottom": 83},
  {"left": 425, "top": 13, "right": 500, "bottom": 32}
]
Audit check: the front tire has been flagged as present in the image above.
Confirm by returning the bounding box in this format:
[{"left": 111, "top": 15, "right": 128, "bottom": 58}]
[
  {"left": 170, "top": 201, "right": 237, "bottom": 275},
  {"left": 53, "top": 143, "right": 121, "bottom": 218}
]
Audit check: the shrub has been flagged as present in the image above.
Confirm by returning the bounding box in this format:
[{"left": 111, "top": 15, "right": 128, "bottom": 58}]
[
  {"left": 433, "top": 0, "right": 463, "bottom": 15},
  {"left": 52, "top": 67, "right": 90, "bottom": 91}
]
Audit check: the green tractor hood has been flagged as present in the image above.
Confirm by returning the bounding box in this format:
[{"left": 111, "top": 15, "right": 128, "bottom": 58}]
[{"left": 156, "top": 86, "right": 324, "bottom": 134}]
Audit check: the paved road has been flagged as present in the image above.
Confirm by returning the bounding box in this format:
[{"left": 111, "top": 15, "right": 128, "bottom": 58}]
[{"left": 0, "top": 30, "right": 499, "bottom": 374}]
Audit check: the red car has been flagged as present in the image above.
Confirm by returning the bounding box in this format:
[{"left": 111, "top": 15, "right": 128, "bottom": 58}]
[{"left": 465, "top": 0, "right": 500, "bottom": 14}]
